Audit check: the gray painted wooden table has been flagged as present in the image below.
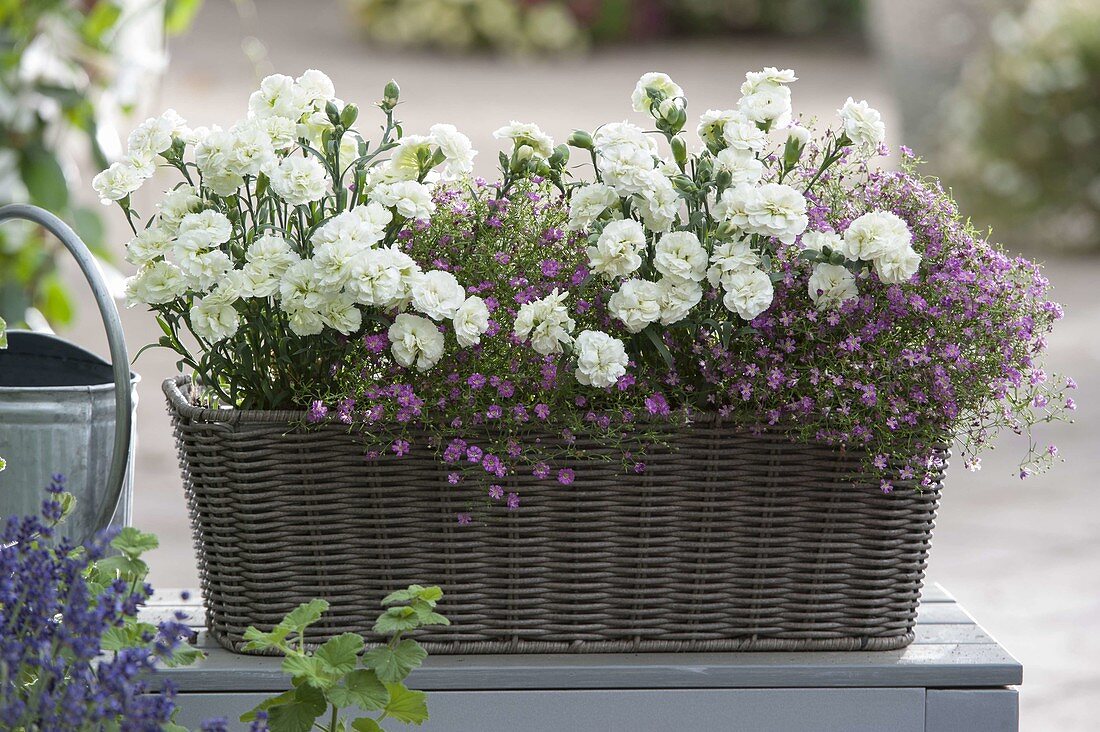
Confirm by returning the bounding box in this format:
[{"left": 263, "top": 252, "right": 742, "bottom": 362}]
[{"left": 150, "top": 584, "right": 1021, "bottom": 731}]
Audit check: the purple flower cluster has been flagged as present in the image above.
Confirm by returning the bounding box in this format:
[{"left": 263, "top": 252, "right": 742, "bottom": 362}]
[{"left": 0, "top": 478, "right": 183, "bottom": 729}]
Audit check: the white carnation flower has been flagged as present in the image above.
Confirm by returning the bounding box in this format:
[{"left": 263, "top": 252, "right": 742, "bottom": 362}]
[
  {"left": 238, "top": 262, "right": 281, "bottom": 298},
  {"left": 286, "top": 306, "right": 325, "bottom": 337},
  {"left": 841, "top": 211, "right": 912, "bottom": 261},
  {"left": 714, "top": 147, "right": 765, "bottom": 186},
  {"left": 179, "top": 250, "right": 233, "bottom": 292},
  {"left": 635, "top": 171, "right": 680, "bottom": 233},
  {"left": 125, "top": 227, "right": 172, "bottom": 266},
  {"left": 707, "top": 237, "right": 760, "bottom": 287},
  {"left": 194, "top": 126, "right": 244, "bottom": 196},
  {"left": 225, "top": 121, "right": 276, "bottom": 178},
  {"left": 430, "top": 123, "right": 477, "bottom": 178},
  {"left": 157, "top": 187, "right": 202, "bottom": 232},
  {"left": 389, "top": 135, "right": 433, "bottom": 181},
  {"left": 311, "top": 203, "right": 391, "bottom": 250},
  {"left": 453, "top": 295, "right": 491, "bottom": 347},
  {"left": 92, "top": 162, "right": 146, "bottom": 204},
  {"left": 608, "top": 278, "right": 663, "bottom": 333},
  {"left": 346, "top": 247, "right": 409, "bottom": 309},
  {"left": 280, "top": 259, "right": 327, "bottom": 312},
  {"left": 388, "top": 312, "right": 445, "bottom": 370},
  {"left": 574, "top": 330, "right": 629, "bottom": 388},
  {"left": 514, "top": 288, "right": 576, "bottom": 355},
  {"left": 631, "top": 72, "right": 683, "bottom": 114},
  {"left": 296, "top": 69, "right": 335, "bottom": 104},
  {"left": 800, "top": 230, "right": 843, "bottom": 253},
  {"left": 269, "top": 156, "right": 329, "bottom": 206},
  {"left": 654, "top": 230, "right": 707, "bottom": 283},
  {"left": 568, "top": 182, "right": 619, "bottom": 231},
  {"left": 124, "top": 261, "right": 187, "bottom": 307},
  {"left": 493, "top": 120, "right": 555, "bottom": 159},
  {"left": 722, "top": 113, "right": 768, "bottom": 153},
  {"left": 838, "top": 97, "right": 886, "bottom": 154},
  {"left": 657, "top": 277, "right": 703, "bottom": 326},
  {"left": 712, "top": 184, "right": 756, "bottom": 230},
  {"left": 190, "top": 291, "right": 240, "bottom": 342},
  {"left": 126, "top": 113, "right": 178, "bottom": 160},
  {"left": 744, "top": 182, "right": 808, "bottom": 244},
  {"left": 697, "top": 109, "right": 739, "bottom": 150},
  {"left": 246, "top": 233, "right": 299, "bottom": 277},
  {"left": 176, "top": 210, "right": 232, "bottom": 253},
  {"left": 320, "top": 291, "right": 362, "bottom": 335},
  {"left": 370, "top": 180, "right": 435, "bottom": 220},
  {"left": 248, "top": 74, "right": 307, "bottom": 120},
  {"left": 738, "top": 83, "right": 792, "bottom": 127},
  {"left": 593, "top": 121, "right": 657, "bottom": 155},
  {"left": 738, "top": 68, "right": 796, "bottom": 125},
  {"left": 873, "top": 245, "right": 922, "bottom": 284},
  {"left": 721, "top": 267, "right": 774, "bottom": 321},
  {"left": 808, "top": 263, "right": 859, "bottom": 308},
  {"left": 258, "top": 115, "right": 298, "bottom": 150},
  {"left": 412, "top": 269, "right": 466, "bottom": 320},
  {"left": 600, "top": 143, "right": 656, "bottom": 196},
  {"left": 588, "top": 219, "right": 645, "bottom": 279},
  {"left": 313, "top": 238, "right": 363, "bottom": 290}
]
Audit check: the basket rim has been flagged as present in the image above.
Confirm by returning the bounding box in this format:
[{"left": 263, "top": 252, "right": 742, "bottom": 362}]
[{"left": 163, "top": 375, "right": 952, "bottom": 456}]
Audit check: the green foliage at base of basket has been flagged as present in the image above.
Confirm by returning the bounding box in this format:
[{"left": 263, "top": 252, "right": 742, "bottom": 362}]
[{"left": 241, "top": 585, "right": 449, "bottom": 732}]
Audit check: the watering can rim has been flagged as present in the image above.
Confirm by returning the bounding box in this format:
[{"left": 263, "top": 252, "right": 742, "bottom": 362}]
[{"left": 0, "top": 329, "right": 140, "bottom": 393}]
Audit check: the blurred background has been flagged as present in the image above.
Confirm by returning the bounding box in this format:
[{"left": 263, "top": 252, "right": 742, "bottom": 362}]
[{"left": 2, "top": 0, "right": 1097, "bottom": 727}]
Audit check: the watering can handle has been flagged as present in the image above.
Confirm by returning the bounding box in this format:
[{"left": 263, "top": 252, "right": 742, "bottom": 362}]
[{"left": 0, "top": 204, "right": 132, "bottom": 538}]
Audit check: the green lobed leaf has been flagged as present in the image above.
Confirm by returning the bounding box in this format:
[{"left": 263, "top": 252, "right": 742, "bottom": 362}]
[
  {"left": 350, "top": 719, "right": 383, "bottom": 732},
  {"left": 373, "top": 606, "right": 420, "bottom": 635},
  {"left": 279, "top": 598, "right": 330, "bottom": 635},
  {"left": 380, "top": 585, "right": 442, "bottom": 607},
  {"left": 325, "top": 668, "right": 389, "bottom": 711},
  {"left": 363, "top": 638, "right": 427, "bottom": 684},
  {"left": 111, "top": 526, "right": 159, "bottom": 560},
  {"left": 100, "top": 623, "right": 154, "bottom": 652},
  {"left": 281, "top": 653, "right": 337, "bottom": 690},
  {"left": 266, "top": 684, "right": 327, "bottom": 732},
  {"left": 93, "top": 554, "right": 148, "bottom": 583},
  {"left": 382, "top": 682, "right": 429, "bottom": 725},
  {"left": 242, "top": 624, "right": 292, "bottom": 652},
  {"left": 242, "top": 689, "right": 296, "bottom": 722},
  {"left": 315, "top": 632, "right": 365, "bottom": 675}
]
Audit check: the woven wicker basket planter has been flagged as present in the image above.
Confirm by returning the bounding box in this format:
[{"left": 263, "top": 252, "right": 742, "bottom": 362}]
[{"left": 165, "top": 375, "right": 945, "bottom": 655}]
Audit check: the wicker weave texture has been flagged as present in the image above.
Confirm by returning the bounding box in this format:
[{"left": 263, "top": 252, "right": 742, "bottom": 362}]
[{"left": 165, "top": 376, "right": 944, "bottom": 655}]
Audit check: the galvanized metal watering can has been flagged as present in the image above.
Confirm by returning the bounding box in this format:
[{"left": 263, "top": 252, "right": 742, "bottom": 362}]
[{"left": 0, "top": 204, "right": 136, "bottom": 545}]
